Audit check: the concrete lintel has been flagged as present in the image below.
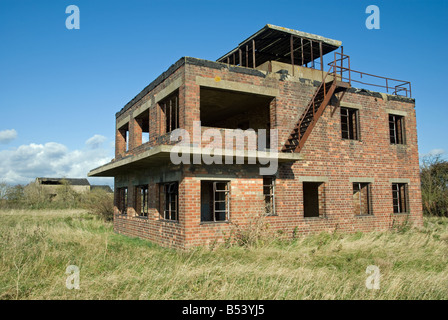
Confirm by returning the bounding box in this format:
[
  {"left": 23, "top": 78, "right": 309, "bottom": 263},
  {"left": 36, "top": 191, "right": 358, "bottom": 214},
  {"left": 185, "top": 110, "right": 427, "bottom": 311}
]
[
  {"left": 349, "top": 177, "right": 375, "bottom": 183},
  {"left": 298, "top": 176, "right": 329, "bottom": 183},
  {"left": 133, "top": 100, "right": 151, "bottom": 118},
  {"left": 389, "top": 178, "right": 411, "bottom": 184},
  {"left": 340, "top": 101, "right": 363, "bottom": 110},
  {"left": 192, "top": 176, "right": 237, "bottom": 181},
  {"left": 196, "top": 76, "right": 279, "bottom": 97},
  {"left": 154, "top": 77, "right": 183, "bottom": 104},
  {"left": 386, "top": 109, "right": 408, "bottom": 117},
  {"left": 117, "top": 115, "right": 130, "bottom": 130}
]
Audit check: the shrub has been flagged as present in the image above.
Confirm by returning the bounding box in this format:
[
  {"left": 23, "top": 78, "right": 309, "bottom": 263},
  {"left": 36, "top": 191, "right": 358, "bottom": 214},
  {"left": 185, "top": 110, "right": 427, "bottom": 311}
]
[
  {"left": 54, "top": 179, "right": 82, "bottom": 208},
  {"left": 83, "top": 189, "right": 114, "bottom": 221},
  {"left": 420, "top": 154, "right": 448, "bottom": 216},
  {"left": 228, "top": 213, "right": 274, "bottom": 248},
  {"left": 23, "top": 183, "right": 52, "bottom": 209},
  {"left": 0, "top": 183, "right": 25, "bottom": 209}
]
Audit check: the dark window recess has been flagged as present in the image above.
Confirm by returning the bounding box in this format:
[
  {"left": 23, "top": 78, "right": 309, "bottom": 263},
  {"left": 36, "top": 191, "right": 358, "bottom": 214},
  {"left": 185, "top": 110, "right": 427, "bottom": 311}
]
[
  {"left": 263, "top": 177, "right": 276, "bottom": 215},
  {"left": 135, "top": 110, "right": 150, "bottom": 144},
  {"left": 389, "top": 114, "right": 405, "bottom": 144},
  {"left": 265, "top": 123, "right": 271, "bottom": 150},
  {"left": 160, "top": 182, "right": 178, "bottom": 221},
  {"left": 117, "top": 187, "right": 128, "bottom": 215},
  {"left": 201, "top": 181, "right": 230, "bottom": 222},
  {"left": 392, "top": 183, "right": 409, "bottom": 214},
  {"left": 341, "top": 107, "right": 359, "bottom": 140},
  {"left": 135, "top": 185, "right": 148, "bottom": 217},
  {"left": 41, "top": 181, "right": 62, "bottom": 185},
  {"left": 303, "top": 182, "right": 324, "bottom": 218},
  {"left": 353, "top": 183, "right": 372, "bottom": 215},
  {"left": 237, "top": 121, "right": 250, "bottom": 130},
  {"left": 160, "top": 91, "right": 179, "bottom": 133}
]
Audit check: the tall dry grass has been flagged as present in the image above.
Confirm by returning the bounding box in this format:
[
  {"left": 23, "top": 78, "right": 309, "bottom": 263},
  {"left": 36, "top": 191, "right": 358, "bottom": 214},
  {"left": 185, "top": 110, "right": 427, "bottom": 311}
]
[{"left": 0, "top": 209, "right": 447, "bottom": 300}]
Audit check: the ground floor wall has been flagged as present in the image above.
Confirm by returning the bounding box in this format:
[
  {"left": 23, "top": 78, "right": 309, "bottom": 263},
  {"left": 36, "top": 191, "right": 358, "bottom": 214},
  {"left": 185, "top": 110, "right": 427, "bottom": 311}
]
[
  {"left": 113, "top": 164, "right": 187, "bottom": 249},
  {"left": 112, "top": 163, "right": 423, "bottom": 249}
]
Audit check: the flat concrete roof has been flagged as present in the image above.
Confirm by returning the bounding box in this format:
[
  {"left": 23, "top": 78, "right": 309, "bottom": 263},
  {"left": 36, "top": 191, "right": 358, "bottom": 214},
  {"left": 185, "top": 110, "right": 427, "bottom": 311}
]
[{"left": 88, "top": 145, "right": 302, "bottom": 177}]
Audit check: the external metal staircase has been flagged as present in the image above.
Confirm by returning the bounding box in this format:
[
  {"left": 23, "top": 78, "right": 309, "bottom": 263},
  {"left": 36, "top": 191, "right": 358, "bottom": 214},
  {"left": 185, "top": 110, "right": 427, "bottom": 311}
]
[{"left": 282, "top": 53, "right": 351, "bottom": 153}]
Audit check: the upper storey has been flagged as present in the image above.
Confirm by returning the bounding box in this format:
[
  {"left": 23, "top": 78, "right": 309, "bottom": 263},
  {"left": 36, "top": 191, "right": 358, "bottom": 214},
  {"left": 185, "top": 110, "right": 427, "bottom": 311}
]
[{"left": 88, "top": 25, "right": 415, "bottom": 177}]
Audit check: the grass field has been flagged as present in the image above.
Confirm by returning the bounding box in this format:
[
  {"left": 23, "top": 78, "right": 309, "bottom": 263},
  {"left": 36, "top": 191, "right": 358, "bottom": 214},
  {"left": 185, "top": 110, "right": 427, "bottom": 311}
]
[{"left": 0, "top": 209, "right": 447, "bottom": 300}]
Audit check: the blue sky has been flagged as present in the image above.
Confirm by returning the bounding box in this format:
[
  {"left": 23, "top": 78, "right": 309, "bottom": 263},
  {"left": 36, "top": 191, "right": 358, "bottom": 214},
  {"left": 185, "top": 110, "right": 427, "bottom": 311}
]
[{"left": 0, "top": 0, "right": 447, "bottom": 186}]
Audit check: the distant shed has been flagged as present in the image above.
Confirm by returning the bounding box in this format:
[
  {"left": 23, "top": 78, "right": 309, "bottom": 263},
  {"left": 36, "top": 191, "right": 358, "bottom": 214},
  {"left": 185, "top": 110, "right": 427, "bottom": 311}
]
[{"left": 35, "top": 177, "right": 91, "bottom": 195}]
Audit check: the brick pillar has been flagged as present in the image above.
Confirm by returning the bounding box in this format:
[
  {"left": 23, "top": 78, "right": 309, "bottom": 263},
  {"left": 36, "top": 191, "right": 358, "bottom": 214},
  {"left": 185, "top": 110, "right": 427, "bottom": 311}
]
[
  {"left": 113, "top": 180, "right": 120, "bottom": 215},
  {"left": 115, "top": 127, "right": 127, "bottom": 158},
  {"left": 269, "top": 98, "right": 278, "bottom": 150},
  {"left": 127, "top": 184, "right": 135, "bottom": 217},
  {"left": 148, "top": 183, "right": 159, "bottom": 219},
  {"left": 132, "top": 118, "right": 143, "bottom": 149}
]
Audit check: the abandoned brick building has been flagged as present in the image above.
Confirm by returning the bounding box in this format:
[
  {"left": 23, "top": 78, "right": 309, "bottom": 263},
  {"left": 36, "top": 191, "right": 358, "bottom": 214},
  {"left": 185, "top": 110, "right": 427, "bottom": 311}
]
[
  {"left": 88, "top": 24, "right": 423, "bottom": 249},
  {"left": 33, "top": 177, "right": 113, "bottom": 201}
]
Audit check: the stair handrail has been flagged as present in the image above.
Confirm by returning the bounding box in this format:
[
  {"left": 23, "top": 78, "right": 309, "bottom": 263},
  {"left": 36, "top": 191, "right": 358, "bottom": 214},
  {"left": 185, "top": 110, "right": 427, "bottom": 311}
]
[
  {"left": 294, "top": 63, "right": 336, "bottom": 147},
  {"left": 328, "top": 52, "right": 411, "bottom": 97}
]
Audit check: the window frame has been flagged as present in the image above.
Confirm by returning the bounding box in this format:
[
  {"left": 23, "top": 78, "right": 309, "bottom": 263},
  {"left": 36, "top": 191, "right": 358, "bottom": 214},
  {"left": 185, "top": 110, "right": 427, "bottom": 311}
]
[
  {"left": 340, "top": 107, "right": 359, "bottom": 140},
  {"left": 392, "top": 183, "right": 409, "bottom": 214},
  {"left": 160, "top": 182, "right": 178, "bottom": 221},
  {"left": 389, "top": 114, "right": 406, "bottom": 145},
  {"left": 117, "top": 187, "right": 128, "bottom": 215},
  {"left": 263, "top": 176, "right": 276, "bottom": 216},
  {"left": 200, "top": 180, "right": 230, "bottom": 223},
  {"left": 212, "top": 181, "right": 230, "bottom": 222},
  {"left": 135, "top": 185, "right": 149, "bottom": 217}
]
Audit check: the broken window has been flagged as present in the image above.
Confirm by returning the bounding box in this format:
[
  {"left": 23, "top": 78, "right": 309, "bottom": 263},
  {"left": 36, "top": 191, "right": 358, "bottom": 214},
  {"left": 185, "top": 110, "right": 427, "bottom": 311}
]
[
  {"left": 117, "top": 187, "right": 128, "bottom": 215},
  {"left": 201, "top": 181, "right": 230, "bottom": 222},
  {"left": 389, "top": 114, "right": 405, "bottom": 144},
  {"left": 392, "top": 183, "right": 409, "bottom": 214},
  {"left": 160, "top": 182, "right": 178, "bottom": 221},
  {"left": 263, "top": 177, "right": 276, "bottom": 215},
  {"left": 303, "top": 182, "right": 324, "bottom": 218},
  {"left": 341, "top": 107, "right": 359, "bottom": 140},
  {"left": 160, "top": 91, "right": 179, "bottom": 133},
  {"left": 353, "top": 183, "right": 372, "bottom": 215},
  {"left": 135, "top": 185, "right": 148, "bottom": 217}
]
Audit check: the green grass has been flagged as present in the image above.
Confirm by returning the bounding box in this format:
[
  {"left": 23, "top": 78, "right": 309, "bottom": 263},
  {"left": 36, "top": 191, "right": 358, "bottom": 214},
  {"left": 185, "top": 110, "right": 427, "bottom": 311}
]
[{"left": 0, "top": 209, "right": 447, "bottom": 300}]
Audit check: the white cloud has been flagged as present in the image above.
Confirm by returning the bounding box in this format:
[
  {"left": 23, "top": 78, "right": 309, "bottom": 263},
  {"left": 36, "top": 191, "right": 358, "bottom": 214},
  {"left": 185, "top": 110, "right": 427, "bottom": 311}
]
[
  {"left": 420, "top": 148, "right": 446, "bottom": 159},
  {"left": 86, "top": 134, "right": 107, "bottom": 149},
  {"left": 0, "top": 129, "right": 18, "bottom": 144},
  {"left": 428, "top": 148, "right": 445, "bottom": 156},
  {"left": 0, "top": 135, "right": 114, "bottom": 185}
]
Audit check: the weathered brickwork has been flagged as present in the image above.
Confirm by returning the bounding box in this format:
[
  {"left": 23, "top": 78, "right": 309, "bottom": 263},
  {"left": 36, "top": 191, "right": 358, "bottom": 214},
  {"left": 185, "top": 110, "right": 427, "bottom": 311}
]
[{"left": 110, "top": 57, "right": 422, "bottom": 249}]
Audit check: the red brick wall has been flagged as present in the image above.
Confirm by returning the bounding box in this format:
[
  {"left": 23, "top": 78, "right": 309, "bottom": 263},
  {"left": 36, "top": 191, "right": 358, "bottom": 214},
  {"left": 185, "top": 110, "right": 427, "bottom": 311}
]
[{"left": 114, "top": 64, "right": 185, "bottom": 159}]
